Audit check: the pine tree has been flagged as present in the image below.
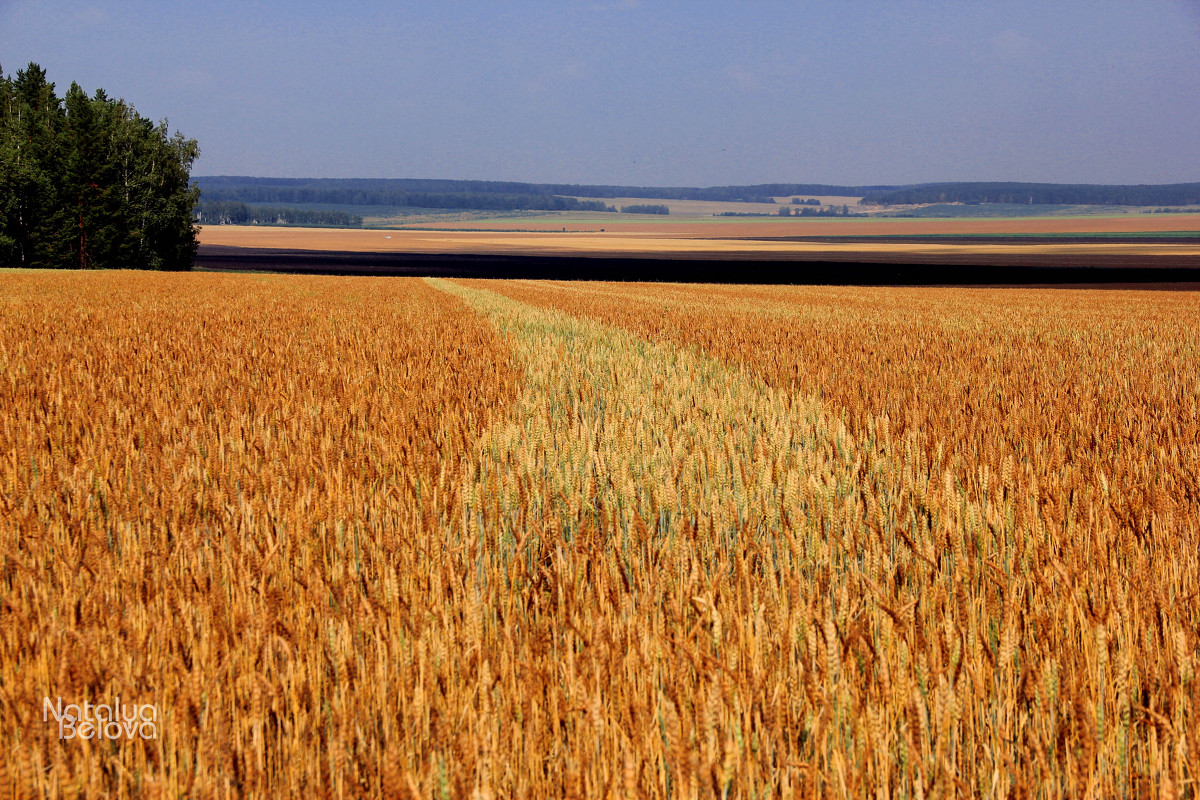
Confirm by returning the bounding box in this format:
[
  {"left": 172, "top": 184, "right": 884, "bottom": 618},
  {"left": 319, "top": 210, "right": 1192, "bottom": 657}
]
[
  {"left": 0, "top": 64, "right": 16, "bottom": 264},
  {"left": 3, "top": 63, "right": 69, "bottom": 268},
  {"left": 0, "top": 62, "right": 200, "bottom": 269}
]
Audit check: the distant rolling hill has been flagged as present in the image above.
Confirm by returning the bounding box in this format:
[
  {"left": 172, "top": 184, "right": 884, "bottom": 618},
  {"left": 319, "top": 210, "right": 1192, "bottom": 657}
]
[{"left": 192, "top": 176, "right": 1200, "bottom": 212}]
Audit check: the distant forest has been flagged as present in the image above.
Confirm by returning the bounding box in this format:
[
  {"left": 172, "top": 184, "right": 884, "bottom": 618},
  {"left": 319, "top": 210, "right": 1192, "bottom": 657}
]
[
  {"left": 196, "top": 201, "right": 362, "bottom": 227},
  {"left": 193, "top": 176, "right": 1200, "bottom": 211},
  {"left": 193, "top": 177, "right": 617, "bottom": 212},
  {"left": 858, "top": 182, "right": 1200, "bottom": 207},
  {"left": 191, "top": 176, "right": 880, "bottom": 208}
]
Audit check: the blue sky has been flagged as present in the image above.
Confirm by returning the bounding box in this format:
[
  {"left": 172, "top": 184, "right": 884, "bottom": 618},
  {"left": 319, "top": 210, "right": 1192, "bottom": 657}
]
[{"left": 2, "top": 1, "right": 1199, "bottom": 185}]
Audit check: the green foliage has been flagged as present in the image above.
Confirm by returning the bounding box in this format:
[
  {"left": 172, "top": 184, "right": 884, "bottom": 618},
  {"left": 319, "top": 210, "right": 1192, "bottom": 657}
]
[
  {"left": 196, "top": 200, "right": 363, "bottom": 227},
  {"left": 194, "top": 176, "right": 865, "bottom": 208},
  {"left": 184, "top": 176, "right": 1200, "bottom": 215},
  {"left": 0, "top": 62, "right": 200, "bottom": 269},
  {"left": 795, "top": 204, "right": 853, "bottom": 217},
  {"left": 193, "top": 177, "right": 617, "bottom": 213},
  {"left": 717, "top": 205, "right": 860, "bottom": 218},
  {"left": 620, "top": 204, "right": 669, "bottom": 215},
  {"left": 192, "top": 177, "right": 1200, "bottom": 214},
  {"left": 861, "top": 181, "right": 1200, "bottom": 207}
]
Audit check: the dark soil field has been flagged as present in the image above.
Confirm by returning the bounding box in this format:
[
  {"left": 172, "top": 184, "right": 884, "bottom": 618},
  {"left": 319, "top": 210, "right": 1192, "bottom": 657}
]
[
  {"left": 196, "top": 218, "right": 1200, "bottom": 285},
  {"left": 195, "top": 244, "right": 1200, "bottom": 286}
]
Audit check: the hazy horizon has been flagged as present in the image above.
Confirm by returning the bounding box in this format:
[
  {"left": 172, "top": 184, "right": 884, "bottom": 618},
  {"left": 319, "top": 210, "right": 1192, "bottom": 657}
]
[
  {"left": 187, "top": 175, "right": 1200, "bottom": 190},
  {"left": 3, "top": 1, "right": 1199, "bottom": 187}
]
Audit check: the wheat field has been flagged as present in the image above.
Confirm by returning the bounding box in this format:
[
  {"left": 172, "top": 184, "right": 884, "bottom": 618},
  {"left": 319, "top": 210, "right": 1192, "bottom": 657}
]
[{"left": 1, "top": 271, "right": 1197, "bottom": 799}]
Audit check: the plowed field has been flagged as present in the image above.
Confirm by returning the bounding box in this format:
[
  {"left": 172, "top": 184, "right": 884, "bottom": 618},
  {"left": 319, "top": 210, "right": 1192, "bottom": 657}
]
[{"left": 199, "top": 214, "right": 1200, "bottom": 256}]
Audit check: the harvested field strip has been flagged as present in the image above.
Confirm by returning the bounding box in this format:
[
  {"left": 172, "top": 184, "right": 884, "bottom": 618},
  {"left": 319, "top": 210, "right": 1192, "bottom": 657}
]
[
  {"left": 197, "top": 214, "right": 1200, "bottom": 249},
  {"left": 0, "top": 272, "right": 521, "bottom": 797},
  {"left": 468, "top": 278, "right": 1200, "bottom": 798},
  {"left": 728, "top": 233, "right": 1200, "bottom": 244}
]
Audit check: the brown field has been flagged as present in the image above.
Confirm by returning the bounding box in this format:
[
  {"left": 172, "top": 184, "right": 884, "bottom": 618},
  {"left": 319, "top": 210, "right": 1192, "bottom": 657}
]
[
  {"left": 2, "top": 271, "right": 1198, "bottom": 798},
  {"left": 392, "top": 211, "right": 1200, "bottom": 235},
  {"left": 198, "top": 214, "right": 1200, "bottom": 261}
]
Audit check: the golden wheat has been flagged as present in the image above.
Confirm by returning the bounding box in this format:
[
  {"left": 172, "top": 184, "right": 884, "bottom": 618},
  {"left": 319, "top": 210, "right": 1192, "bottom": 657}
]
[
  {"left": 467, "top": 278, "right": 1200, "bottom": 798},
  {"left": 0, "top": 271, "right": 519, "bottom": 797},
  {"left": 2, "top": 271, "right": 1197, "bottom": 798}
]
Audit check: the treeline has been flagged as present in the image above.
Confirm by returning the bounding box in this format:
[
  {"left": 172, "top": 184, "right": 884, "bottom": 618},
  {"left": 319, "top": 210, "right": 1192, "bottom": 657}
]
[
  {"left": 196, "top": 201, "right": 362, "bottom": 227},
  {"left": 719, "top": 205, "right": 861, "bottom": 218},
  {"left": 191, "top": 176, "right": 1200, "bottom": 214},
  {"left": 778, "top": 204, "right": 854, "bottom": 217},
  {"left": 195, "top": 179, "right": 616, "bottom": 213},
  {"left": 621, "top": 204, "right": 669, "bottom": 215},
  {"left": 555, "top": 182, "right": 892, "bottom": 202},
  {"left": 193, "top": 176, "right": 888, "bottom": 206},
  {"left": 860, "top": 182, "right": 1200, "bottom": 207},
  {"left": 1, "top": 62, "right": 200, "bottom": 270}
]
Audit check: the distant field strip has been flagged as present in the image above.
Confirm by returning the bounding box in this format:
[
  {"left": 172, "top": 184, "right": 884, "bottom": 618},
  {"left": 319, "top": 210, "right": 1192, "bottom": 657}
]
[
  {"left": 197, "top": 213, "right": 1200, "bottom": 250},
  {"left": 198, "top": 224, "right": 1200, "bottom": 258}
]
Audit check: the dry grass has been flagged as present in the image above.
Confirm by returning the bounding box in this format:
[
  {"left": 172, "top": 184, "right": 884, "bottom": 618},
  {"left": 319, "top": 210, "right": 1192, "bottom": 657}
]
[{"left": 2, "top": 272, "right": 1197, "bottom": 798}]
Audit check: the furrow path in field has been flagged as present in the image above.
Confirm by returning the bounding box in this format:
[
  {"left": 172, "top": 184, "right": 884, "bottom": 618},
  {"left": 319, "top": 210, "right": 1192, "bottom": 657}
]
[{"left": 433, "top": 275, "right": 934, "bottom": 795}]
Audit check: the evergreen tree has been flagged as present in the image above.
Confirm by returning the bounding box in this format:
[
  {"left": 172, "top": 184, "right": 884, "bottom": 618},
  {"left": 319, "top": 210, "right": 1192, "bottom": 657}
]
[
  {"left": 0, "top": 62, "right": 200, "bottom": 269},
  {"left": 0, "top": 64, "right": 15, "bottom": 264},
  {"left": 2, "top": 63, "right": 68, "bottom": 268},
  {"left": 64, "top": 82, "right": 121, "bottom": 268}
]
